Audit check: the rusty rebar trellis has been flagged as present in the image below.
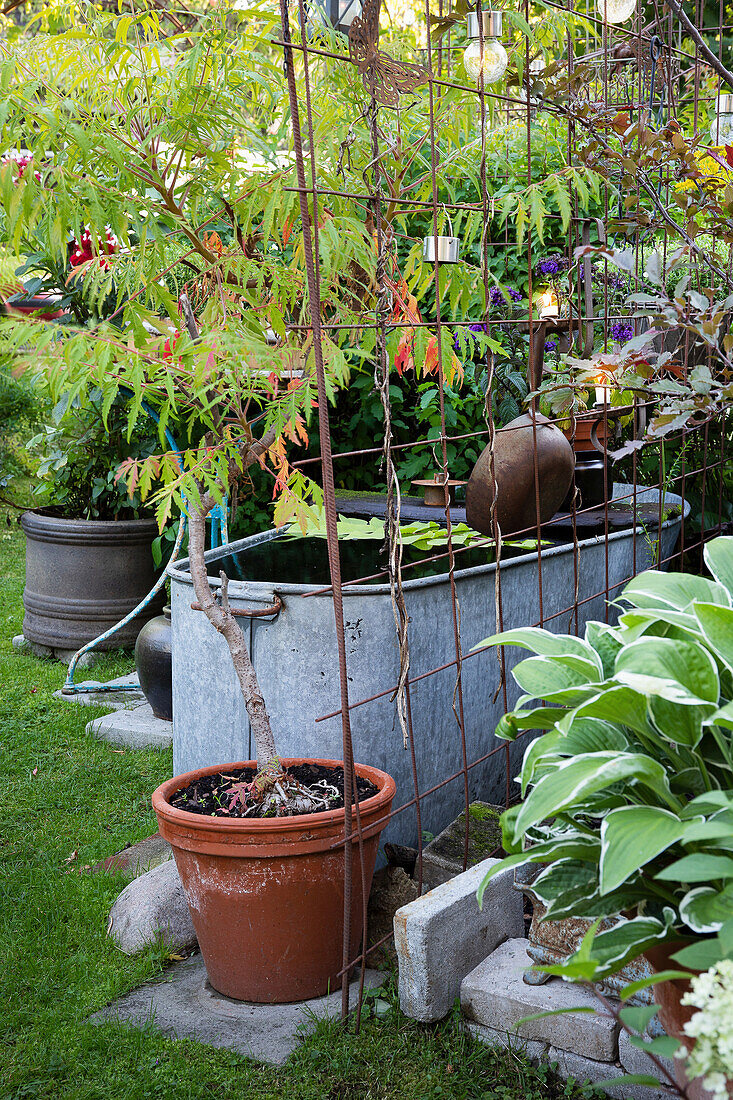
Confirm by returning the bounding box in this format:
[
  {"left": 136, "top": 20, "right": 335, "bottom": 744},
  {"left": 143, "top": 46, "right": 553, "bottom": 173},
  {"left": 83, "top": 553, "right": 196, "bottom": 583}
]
[{"left": 275, "top": 0, "right": 731, "bottom": 1022}]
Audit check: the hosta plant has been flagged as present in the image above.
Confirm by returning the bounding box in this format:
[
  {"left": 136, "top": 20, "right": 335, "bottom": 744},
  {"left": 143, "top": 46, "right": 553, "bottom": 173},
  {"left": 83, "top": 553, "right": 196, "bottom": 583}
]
[{"left": 475, "top": 535, "right": 733, "bottom": 977}]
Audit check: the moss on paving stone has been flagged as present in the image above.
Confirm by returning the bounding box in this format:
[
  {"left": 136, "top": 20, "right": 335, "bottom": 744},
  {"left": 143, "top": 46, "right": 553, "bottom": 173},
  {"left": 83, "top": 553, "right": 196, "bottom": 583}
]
[
  {"left": 0, "top": 509, "right": 606, "bottom": 1100},
  {"left": 427, "top": 802, "right": 504, "bottom": 868}
]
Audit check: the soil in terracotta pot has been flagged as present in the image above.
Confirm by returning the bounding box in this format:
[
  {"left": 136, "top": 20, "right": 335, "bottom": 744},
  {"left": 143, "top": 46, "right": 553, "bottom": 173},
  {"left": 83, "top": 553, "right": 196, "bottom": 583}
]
[{"left": 170, "top": 763, "right": 379, "bottom": 819}]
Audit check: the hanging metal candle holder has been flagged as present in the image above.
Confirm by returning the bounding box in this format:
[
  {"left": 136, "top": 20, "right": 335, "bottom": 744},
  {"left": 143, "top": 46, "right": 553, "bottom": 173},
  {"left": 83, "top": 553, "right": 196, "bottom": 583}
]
[
  {"left": 422, "top": 234, "right": 461, "bottom": 263},
  {"left": 463, "top": 10, "right": 508, "bottom": 85},
  {"left": 711, "top": 92, "right": 733, "bottom": 146},
  {"left": 423, "top": 207, "right": 461, "bottom": 264}
]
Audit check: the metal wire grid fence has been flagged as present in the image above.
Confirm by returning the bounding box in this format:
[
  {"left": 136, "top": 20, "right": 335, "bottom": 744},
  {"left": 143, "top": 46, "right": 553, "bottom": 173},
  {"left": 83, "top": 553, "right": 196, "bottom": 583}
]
[{"left": 273, "top": 0, "right": 730, "bottom": 1021}]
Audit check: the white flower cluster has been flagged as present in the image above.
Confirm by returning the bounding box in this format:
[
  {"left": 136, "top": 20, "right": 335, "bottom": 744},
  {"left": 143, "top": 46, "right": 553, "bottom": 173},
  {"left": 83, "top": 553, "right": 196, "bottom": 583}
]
[{"left": 681, "top": 959, "right": 733, "bottom": 1100}]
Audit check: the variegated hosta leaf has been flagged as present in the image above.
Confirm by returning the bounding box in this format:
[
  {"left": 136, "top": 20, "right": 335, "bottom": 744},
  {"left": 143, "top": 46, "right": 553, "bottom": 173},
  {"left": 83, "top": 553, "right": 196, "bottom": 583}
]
[
  {"left": 704, "top": 536, "right": 733, "bottom": 597},
  {"left": 622, "top": 569, "right": 731, "bottom": 613},
  {"left": 568, "top": 910, "right": 677, "bottom": 978},
  {"left": 600, "top": 807, "right": 686, "bottom": 895},
  {"left": 512, "top": 752, "right": 677, "bottom": 843},
  {"left": 678, "top": 884, "right": 733, "bottom": 934}
]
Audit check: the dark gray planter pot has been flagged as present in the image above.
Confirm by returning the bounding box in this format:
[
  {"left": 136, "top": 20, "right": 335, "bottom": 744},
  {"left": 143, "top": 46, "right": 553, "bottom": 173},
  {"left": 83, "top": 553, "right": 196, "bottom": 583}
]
[{"left": 21, "top": 511, "right": 164, "bottom": 651}]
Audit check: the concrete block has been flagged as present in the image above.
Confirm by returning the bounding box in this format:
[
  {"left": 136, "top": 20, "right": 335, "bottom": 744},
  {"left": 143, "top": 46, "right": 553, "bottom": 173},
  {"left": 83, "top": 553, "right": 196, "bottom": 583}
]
[
  {"left": 107, "top": 858, "right": 196, "bottom": 955},
  {"left": 461, "top": 939, "right": 619, "bottom": 1062},
  {"left": 395, "top": 856, "right": 523, "bottom": 1023},
  {"left": 466, "top": 1021, "right": 550, "bottom": 1063},
  {"left": 548, "top": 1046, "right": 677, "bottom": 1100},
  {"left": 421, "top": 802, "right": 504, "bottom": 890},
  {"left": 468, "top": 1022, "right": 677, "bottom": 1100},
  {"left": 90, "top": 952, "right": 383, "bottom": 1064},
  {"left": 618, "top": 1030, "right": 676, "bottom": 1082},
  {"left": 87, "top": 702, "right": 172, "bottom": 749}
]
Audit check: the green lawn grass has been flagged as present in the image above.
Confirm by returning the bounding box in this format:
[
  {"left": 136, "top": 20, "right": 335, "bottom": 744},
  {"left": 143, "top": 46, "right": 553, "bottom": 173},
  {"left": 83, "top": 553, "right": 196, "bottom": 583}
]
[{"left": 0, "top": 510, "right": 607, "bottom": 1100}]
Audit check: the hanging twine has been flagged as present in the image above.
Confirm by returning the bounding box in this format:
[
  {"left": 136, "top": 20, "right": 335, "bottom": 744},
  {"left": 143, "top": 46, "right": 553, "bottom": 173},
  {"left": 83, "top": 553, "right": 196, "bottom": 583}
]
[{"left": 365, "top": 99, "right": 411, "bottom": 751}]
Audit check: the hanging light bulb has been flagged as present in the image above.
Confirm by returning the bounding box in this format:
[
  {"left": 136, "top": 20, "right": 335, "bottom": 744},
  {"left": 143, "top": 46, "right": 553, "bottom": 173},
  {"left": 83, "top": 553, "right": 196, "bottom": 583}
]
[
  {"left": 710, "top": 92, "right": 733, "bottom": 146},
  {"left": 463, "top": 11, "right": 508, "bottom": 85},
  {"left": 597, "top": 0, "right": 636, "bottom": 25}
]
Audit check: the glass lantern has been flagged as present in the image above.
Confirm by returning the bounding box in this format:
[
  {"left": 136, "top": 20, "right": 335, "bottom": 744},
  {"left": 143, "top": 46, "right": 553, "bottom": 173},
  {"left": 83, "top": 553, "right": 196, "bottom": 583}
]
[{"left": 464, "top": 10, "right": 508, "bottom": 85}]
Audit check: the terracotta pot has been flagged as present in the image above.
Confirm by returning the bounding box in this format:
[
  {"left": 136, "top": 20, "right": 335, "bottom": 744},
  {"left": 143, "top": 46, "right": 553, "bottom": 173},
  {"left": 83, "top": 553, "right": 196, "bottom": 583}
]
[
  {"left": 153, "top": 757, "right": 396, "bottom": 1003},
  {"left": 2, "top": 293, "right": 66, "bottom": 321},
  {"left": 562, "top": 412, "right": 608, "bottom": 453},
  {"left": 645, "top": 942, "right": 733, "bottom": 1100},
  {"left": 645, "top": 941, "right": 698, "bottom": 1043}
]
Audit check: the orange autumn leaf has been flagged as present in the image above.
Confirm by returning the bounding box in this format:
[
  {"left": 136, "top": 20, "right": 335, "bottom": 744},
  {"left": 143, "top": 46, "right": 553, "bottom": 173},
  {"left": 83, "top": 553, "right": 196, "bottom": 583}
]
[{"left": 203, "top": 231, "right": 223, "bottom": 256}]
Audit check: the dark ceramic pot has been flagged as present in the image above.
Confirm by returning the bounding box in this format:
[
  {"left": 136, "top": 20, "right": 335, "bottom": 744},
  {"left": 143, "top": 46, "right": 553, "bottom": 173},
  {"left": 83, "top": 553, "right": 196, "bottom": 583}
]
[
  {"left": 466, "top": 412, "right": 575, "bottom": 537},
  {"left": 135, "top": 606, "right": 172, "bottom": 720},
  {"left": 561, "top": 451, "right": 614, "bottom": 511},
  {"left": 21, "top": 511, "right": 164, "bottom": 650}
]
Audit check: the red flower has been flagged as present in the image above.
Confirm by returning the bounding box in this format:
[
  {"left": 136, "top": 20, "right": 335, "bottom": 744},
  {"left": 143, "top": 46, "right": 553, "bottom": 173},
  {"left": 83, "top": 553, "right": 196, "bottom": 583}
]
[
  {"left": 163, "top": 330, "right": 181, "bottom": 359},
  {"left": 2, "top": 153, "right": 41, "bottom": 184},
  {"left": 69, "top": 227, "right": 118, "bottom": 270}
]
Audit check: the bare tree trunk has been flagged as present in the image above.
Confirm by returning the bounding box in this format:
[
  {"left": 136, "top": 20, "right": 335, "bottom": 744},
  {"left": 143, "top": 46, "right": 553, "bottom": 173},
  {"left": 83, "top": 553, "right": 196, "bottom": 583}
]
[{"left": 187, "top": 489, "right": 278, "bottom": 771}]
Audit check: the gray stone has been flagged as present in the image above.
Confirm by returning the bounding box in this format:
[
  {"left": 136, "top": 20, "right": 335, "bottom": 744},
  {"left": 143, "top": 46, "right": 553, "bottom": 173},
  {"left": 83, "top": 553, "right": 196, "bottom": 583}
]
[
  {"left": 421, "top": 802, "right": 504, "bottom": 890},
  {"left": 395, "top": 856, "right": 523, "bottom": 1023},
  {"left": 90, "top": 952, "right": 383, "bottom": 1064},
  {"left": 618, "top": 1030, "right": 676, "bottom": 1083},
  {"left": 13, "top": 634, "right": 99, "bottom": 667},
  {"left": 107, "top": 858, "right": 196, "bottom": 955},
  {"left": 461, "top": 939, "right": 619, "bottom": 1062},
  {"left": 88, "top": 701, "right": 172, "bottom": 749},
  {"left": 54, "top": 673, "right": 145, "bottom": 710},
  {"left": 548, "top": 1045, "right": 677, "bottom": 1100},
  {"left": 366, "top": 865, "right": 419, "bottom": 968},
  {"left": 90, "top": 832, "right": 172, "bottom": 877}
]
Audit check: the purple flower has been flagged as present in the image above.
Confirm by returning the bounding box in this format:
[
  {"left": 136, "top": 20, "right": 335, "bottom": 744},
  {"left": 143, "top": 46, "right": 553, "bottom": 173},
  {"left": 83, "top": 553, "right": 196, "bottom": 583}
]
[
  {"left": 489, "top": 285, "right": 522, "bottom": 307},
  {"left": 544, "top": 339, "right": 558, "bottom": 353},
  {"left": 606, "top": 272, "right": 628, "bottom": 291},
  {"left": 453, "top": 322, "right": 485, "bottom": 351},
  {"left": 536, "top": 254, "right": 566, "bottom": 276},
  {"left": 611, "top": 321, "right": 634, "bottom": 342}
]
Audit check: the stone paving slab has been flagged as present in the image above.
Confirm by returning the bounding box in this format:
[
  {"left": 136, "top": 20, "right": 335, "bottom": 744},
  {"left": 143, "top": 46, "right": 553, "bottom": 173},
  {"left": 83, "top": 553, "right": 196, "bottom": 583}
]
[
  {"left": 53, "top": 673, "right": 145, "bottom": 710},
  {"left": 90, "top": 952, "right": 383, "bottom": 1064},
  {"left": 461, "top": 939, "right": 619, "bottom": 1062},
  {"left": 548, "top": 1044, "right": 677, "bottom": 1100},
  {"left": 468, "top": 1023, "right": 677, "bottom": 1100},
  {"left": 86, "top": 703, "right": 172, "bottom": 749}
]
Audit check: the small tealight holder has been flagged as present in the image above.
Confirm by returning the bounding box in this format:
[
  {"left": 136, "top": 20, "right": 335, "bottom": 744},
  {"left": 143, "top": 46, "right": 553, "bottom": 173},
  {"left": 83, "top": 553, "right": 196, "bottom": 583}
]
[{"left": 422, "top": 235, "right": 461, "bottom": 263}]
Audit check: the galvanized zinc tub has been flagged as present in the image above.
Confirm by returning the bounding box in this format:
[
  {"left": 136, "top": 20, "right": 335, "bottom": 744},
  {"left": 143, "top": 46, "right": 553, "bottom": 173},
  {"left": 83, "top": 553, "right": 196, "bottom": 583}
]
[{"left": 170, "top": 485, "right": 686, "bottom": 849}]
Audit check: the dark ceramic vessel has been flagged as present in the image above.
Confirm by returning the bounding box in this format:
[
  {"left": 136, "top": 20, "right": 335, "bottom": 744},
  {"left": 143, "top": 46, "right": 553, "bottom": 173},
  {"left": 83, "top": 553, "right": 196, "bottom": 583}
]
[
  {"left": 466, "top": 412, "right": 575, "bottom": 537},
  {"left": 21, "top": 511, "right": 164, "bottom": 650},
  {"left": 135, "top": 606, "right": 172, "bottom": 720}
]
